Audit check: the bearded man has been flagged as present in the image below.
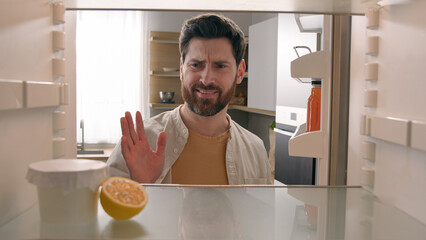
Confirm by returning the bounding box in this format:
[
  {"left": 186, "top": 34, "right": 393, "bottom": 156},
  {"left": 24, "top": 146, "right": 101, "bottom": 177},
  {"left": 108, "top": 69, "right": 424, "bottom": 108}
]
[{"left": 107, "top": 13, "right": 272, "bottom": 185}]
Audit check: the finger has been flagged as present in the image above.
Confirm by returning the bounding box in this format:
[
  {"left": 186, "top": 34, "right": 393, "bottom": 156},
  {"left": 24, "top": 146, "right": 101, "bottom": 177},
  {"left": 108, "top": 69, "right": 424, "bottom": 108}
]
[
  {"left": 125, "top": 111, "right": 138, "bottom": 145},
  {"left": 155, "top": 131, "right": 167, "bottom": 158},
  {"left": 120, "top": 117, "right": 132, "bottom": 143},
  {"left": 121, "top": 135, "right": 131, "bottom": 160},
  {"left": 136, "top": 111, "right": 147, "bottom": 141}
]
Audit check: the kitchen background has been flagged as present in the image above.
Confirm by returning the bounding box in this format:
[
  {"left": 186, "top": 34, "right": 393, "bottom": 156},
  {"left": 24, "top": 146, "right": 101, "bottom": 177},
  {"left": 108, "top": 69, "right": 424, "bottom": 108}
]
[
  {"left": 74, "top": 11, "right": 319, "bottom": 184},
  {"left": 0, "top": 0, "right": 425, "bottom": 228},
  {"left": 74, "top": 10, "right": 281, "bottom": 151}
]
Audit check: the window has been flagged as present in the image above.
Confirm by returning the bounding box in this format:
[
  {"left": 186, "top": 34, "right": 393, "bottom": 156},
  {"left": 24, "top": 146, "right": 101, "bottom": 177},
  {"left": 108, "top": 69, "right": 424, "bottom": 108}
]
[{"left": 76, "top": 11, "right": 149, "bottom": 145}]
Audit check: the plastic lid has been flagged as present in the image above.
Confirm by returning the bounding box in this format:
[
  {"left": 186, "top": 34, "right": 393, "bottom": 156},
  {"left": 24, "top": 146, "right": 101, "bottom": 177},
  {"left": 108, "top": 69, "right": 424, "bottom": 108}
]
[{"left": 26, "top": 159, "right": 109, "bottom": 193}]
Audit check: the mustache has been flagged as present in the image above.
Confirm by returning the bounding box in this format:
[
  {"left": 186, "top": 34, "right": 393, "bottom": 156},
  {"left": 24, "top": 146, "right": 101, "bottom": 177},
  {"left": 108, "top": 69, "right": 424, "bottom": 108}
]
[{"left": 191, "top": 82, "right": 221, "bottom": 91}]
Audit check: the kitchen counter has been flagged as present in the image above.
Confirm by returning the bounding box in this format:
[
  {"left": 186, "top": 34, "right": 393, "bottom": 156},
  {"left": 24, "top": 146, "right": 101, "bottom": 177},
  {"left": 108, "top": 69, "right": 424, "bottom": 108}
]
[
  {"left": 0, "top": 185, "right": 425, "bottom": 240},
  {"left": 77, "top": 148, "right": 114, "bottom": 161}
]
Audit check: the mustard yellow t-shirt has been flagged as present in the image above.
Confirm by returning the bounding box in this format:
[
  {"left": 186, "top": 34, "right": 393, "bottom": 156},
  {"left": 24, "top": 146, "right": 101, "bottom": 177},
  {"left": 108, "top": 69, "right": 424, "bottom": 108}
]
[{"left": 171, "top": 129, "right": 230, "bottom": 185}]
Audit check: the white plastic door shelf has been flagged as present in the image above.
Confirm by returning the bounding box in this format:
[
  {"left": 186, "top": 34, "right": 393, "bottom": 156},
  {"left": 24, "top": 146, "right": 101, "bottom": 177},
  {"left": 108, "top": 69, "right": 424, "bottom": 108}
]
[
  {"left": 370, "top": 116, "right": 410, "bottom": 146},
  {"left": 52, "top": 3, "right": 65, "bottom": 24},
  {"left": 52, "top": 58, "right": 65, "bottom": 77},
  {"left": 411, "top": 121, "right": 426, "bottom": 152},
  {"left": 288, "top": 50, "right": 328, "bottom": 158},
  {"left": 291, "top": 51, "right": 327, "bottom": 82},
  {"left": 52, "top": 31, "right": 65, "bottom": 51},
  {"left": 364, "top": 90, "right": 378, "bottom": 107},
  {"left": 26, "top": 81, "right": 60, "bottom": 108},
  {"left": 0, "top": 79, "right": 24, "bottom": 110},
  {"left": 52, "top": 138, "right": 66, "bottom": 158},
  {"left": 288, "top": 123, "right": 324, "bottom": 158},
  {"left": 53, "top": 111, "right": 66, "bottom": 130},
  {"left": 361, "top": 141, "right": 376, "bottom": 161},
  {"left": 0, "top": 80, "right": 69, "bottom": 111},
  {"left": 361, "top": 167, "right": 375, "bottom": 188},
  {"left": 364, "top": 62, "right": 378, "bottom": 81}
]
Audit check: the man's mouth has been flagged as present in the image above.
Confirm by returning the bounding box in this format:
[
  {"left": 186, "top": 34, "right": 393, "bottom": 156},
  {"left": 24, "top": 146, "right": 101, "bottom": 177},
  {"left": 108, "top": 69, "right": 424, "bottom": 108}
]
[{"left": 196, "top": 88, "right": 218, "bottom": 98}]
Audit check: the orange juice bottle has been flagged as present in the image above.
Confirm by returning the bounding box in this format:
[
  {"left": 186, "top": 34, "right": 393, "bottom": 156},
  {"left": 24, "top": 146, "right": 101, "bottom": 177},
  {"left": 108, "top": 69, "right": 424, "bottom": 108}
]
[{"left": 307, "top": 80, "right": 321, "bottom": 132}]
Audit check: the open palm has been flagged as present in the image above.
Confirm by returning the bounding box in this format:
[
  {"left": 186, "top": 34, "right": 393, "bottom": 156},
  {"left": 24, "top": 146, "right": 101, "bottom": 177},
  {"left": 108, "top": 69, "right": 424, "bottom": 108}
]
[{"left": 120, "top": 111, "right": 166, "bottom": 183}]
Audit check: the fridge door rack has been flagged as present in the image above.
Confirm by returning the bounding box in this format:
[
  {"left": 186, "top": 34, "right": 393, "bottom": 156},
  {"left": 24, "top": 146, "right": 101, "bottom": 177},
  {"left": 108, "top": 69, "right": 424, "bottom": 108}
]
[
  {"left": 289, "top": 50, "right": 328, "bottom": 159},
  {"left": 288, "top": 123, "right": 325, "bottom": 158},
  {"left": 290, "top": 50, "right": 327, "bottom": 83}
]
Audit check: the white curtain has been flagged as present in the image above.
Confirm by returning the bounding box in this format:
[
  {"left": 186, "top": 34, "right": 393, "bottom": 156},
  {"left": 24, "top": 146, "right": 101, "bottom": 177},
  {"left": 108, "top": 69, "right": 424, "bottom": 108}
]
[{"left": 76, "top": 10, "right": 149, "bottom": 145}]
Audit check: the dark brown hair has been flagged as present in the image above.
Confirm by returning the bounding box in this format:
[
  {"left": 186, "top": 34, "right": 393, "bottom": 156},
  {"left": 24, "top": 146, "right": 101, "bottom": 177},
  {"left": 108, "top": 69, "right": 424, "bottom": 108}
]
[{"left": 179, "top": 13, "right": 246, "bottom": 66}]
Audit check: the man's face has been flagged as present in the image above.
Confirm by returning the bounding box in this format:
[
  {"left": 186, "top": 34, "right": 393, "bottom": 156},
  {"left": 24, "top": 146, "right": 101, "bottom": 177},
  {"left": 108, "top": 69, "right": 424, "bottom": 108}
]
[{"left": 180, "top": 37, "right": 245, "bottom": 116}]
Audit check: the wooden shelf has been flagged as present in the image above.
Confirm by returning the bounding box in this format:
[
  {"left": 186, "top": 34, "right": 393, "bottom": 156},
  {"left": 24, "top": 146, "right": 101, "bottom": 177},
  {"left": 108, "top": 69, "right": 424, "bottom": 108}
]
[
  {"left": 150, "top": 31, "right": 180, "bottom": 44},
  {"left": 150, "top": 31, "right": 182, "bottom": 104},
  {"left": 150, "top": 103, "right": 179, "bottom": 109},
  {"left": 149, "top": 103, "right": 275, "bottom": 116},
  {"left": 150, "top": 71, "right": 180, "bottom": 77},
  {"left": 150, "top": 37, "right": 179, "bottom": 44}
]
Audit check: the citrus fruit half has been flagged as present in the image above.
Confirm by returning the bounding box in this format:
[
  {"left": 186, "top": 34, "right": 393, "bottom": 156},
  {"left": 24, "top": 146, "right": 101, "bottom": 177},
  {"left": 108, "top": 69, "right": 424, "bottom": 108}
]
[{"left": 100, "top": 177, "right": 148, "bottom": 220}]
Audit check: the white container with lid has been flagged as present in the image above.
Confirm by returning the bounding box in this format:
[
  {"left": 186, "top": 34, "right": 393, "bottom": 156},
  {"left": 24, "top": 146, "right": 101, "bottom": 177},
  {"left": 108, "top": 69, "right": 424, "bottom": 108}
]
[{"left": 26, "top": 159, "right": 109, "bottom": 224}]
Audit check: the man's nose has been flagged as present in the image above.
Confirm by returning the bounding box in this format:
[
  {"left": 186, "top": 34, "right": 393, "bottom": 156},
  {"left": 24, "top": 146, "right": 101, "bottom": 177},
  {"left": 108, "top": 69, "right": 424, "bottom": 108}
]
[{"left": 200, "top": 66, "right": 215, "bottom": 85}]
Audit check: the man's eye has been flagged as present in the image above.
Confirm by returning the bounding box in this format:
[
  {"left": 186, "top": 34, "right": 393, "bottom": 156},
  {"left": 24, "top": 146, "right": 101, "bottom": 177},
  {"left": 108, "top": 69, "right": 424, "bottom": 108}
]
[
  {"left": 190, "top": 63, "right": 202, "bottom": 69},
  {"left": 217, "top": 64, "right": 226, "bottom": 69}
]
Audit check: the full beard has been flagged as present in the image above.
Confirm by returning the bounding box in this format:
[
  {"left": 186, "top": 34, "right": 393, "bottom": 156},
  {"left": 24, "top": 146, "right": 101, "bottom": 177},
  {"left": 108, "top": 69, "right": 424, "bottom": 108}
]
[{"left": 182, "top": 76, "right": 237, "bottom": 117}]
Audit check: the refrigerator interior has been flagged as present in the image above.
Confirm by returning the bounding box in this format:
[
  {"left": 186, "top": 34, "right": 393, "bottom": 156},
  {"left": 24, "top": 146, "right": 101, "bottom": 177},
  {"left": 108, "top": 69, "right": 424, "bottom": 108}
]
[{"left": 0, "top": 0, "right": 425, "bottom": 228}]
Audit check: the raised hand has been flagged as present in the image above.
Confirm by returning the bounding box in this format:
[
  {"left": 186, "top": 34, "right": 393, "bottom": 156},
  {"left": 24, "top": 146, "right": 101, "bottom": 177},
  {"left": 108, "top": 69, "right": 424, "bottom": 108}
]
[{"left": 120, "top": 111, "right": 166, "bottom": 183}]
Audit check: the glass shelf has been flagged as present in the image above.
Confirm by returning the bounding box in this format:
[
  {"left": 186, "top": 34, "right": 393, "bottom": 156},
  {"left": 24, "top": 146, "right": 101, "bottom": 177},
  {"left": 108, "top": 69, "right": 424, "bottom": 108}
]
[{"left": 1, "top": 186, "right": 424, "bottom": 240}]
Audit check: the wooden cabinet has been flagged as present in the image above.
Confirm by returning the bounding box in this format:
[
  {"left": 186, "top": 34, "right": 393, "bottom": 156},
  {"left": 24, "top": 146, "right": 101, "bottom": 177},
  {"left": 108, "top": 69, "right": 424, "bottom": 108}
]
[{"left": 149, "top": 31, "right": 183, "bottom": 106}]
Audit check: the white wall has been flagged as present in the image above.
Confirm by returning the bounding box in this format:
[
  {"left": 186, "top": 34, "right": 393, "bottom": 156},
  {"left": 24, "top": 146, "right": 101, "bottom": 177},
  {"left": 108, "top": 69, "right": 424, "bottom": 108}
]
[
  {"left": 275, "top": 13, "right": 316, "bottom": 108},
  {"left": 348, "top": 1, "right": 426, "bottom": 224}
]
